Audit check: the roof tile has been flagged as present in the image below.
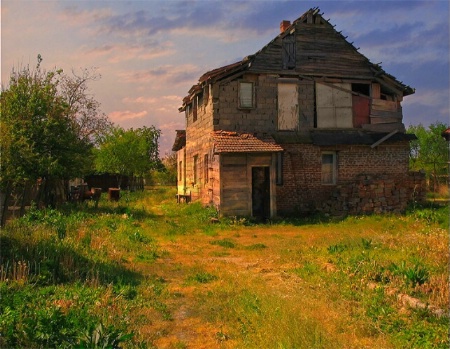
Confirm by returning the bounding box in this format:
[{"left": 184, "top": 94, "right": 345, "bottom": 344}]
[{"left": 212, "top": 131, "right": 283, "bottom": 153}]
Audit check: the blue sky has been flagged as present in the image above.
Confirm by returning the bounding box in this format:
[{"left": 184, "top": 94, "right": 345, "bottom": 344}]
[{"left": 2, "top": 0, "right": 449, "bottom": 154}]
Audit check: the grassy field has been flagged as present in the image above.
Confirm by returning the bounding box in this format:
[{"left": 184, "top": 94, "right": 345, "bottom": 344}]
[{"left": 0, "top": 186, "right": 448, "bottom": 348}]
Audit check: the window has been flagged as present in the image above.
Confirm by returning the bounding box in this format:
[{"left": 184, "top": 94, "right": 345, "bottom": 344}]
[
  {"left": 321, "top": 152, "right": 337, "bottom": 185},
  {"left": 276, "top": 152, "right": 283, "bottom": 185},
  {"left": 239, "top": 82, "right": 254, "bottom": 108},
  {"left": 282, "top": 34, "right": 296, "bottom": 69},
  {"left": 316, "top": 83, "right": 352, "bottom": 128},
  {"left": 278, "top": 82, "right": 299, "bottom": 130},
  {"left": 193, "top": 98, "right": 197, "bottom": 122},
  {"left": 204, "top": 154, "right": 209, "bottom": 184},
  {"left": 178, "top": 161, "right": 183, "bottom": 181},
  {"left": 193, "top": 155, "right": 198, "bottom": 185}
]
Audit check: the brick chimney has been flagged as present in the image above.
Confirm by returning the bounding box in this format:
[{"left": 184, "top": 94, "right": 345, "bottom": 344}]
[{"left": 280, "top": 20, "right": 291, "bottom": 33}]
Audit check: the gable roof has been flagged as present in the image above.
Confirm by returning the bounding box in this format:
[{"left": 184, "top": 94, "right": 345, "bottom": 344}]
[
  {"left": 180, "top": 7, "right": 414, "bottom": 111},
  {"left": 212, "top": 131, "right": 283, "bottom": 154}
]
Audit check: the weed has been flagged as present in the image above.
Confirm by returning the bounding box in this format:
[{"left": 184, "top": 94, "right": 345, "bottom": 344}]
[
  {"left": 129, "top": 230, "right": 152, "bottom": 244},
  {"left": 187, "top": 272, "right": 218, "bottom": 284},
  {"left": 361, "top": 238, "right": 373, "bottom": 250},
  {"left": 76, "top": 323, "right": 134, "bottom": 348},
  {"left": 327, "top": 243, "right": 347, "bottom": 254},
  {"left": 210, "top": 239, "right": 236, "bottom": 248},
  {"left": 389, "top": 261, "right": 430, "bottom": 287},
  {"left": 246, "top": 243, "right": 267, "bottom": 250}
]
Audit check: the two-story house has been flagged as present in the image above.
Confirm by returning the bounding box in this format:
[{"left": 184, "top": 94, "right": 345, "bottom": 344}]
[{"left": 172, "top": 8, "right": 425, "bottom": 219}]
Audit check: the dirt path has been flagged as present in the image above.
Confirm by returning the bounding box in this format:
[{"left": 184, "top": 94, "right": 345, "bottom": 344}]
[{"left": 136, "top": 227, "right": 324, "bottom": 348}]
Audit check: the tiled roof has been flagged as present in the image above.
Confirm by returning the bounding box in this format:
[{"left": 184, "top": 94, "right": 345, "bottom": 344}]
[
  {"left": 212, "top": 131, "right": 283, "bottom": 153},
  {"left": 442, "top": 128, "right": 450, "bottom": 141},
  {"left": 172, "top": 130, "right": 186, "bottom": 151}
]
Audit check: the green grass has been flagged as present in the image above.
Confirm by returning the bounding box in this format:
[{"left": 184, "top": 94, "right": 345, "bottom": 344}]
[{"left": 0, "top": 187, "right": 448, "bottom": 348}]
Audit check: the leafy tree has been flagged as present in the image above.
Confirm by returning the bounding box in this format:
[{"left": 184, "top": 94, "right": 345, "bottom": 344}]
[
  {"left": 407, "top": 122, "right": 449, "bottom": 191},
  {"left": 1, "top": 55, "right": 109, "bottom": 218},
  {"left": 148, "top": 152, "right": 177, "bottom": 186},
  {"left": 93, "top": 126, "right": 161, "bottom": 189}
]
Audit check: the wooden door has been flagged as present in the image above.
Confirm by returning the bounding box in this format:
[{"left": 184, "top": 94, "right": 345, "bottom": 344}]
[{"left": 252, "top": 167, "right": 270, "bottom": 219}]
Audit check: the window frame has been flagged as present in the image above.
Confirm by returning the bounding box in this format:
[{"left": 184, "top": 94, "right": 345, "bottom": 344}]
[
  {"left": 239, "top": 81, "right": 254, "bottom": 109},
  {"left": 321, "top": 151, "right": 337, "bottom": 185}
]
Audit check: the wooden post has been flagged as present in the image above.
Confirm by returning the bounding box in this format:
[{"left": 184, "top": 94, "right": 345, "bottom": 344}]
[{"left": 108, "top": 188, "right": 120, "bottom": 201}]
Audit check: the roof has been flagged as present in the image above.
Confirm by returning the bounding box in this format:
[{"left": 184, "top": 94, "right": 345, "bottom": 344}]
[
  {"left": 179, "top": 8, "right": 414, "bottom": 111},
  {"left": 172, "top": 130, "right": 186, "bottom": 151},
  {"left": 212, "top": 131, "right": 283, "bottom": 153},
  {"left": 441, "top": 128, "right": 450, "bottom": 141}
]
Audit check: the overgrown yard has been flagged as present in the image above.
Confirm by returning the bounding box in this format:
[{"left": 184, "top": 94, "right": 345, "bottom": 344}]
[{"left": 1, "top": 187, "right": 448, "bottom": 348}]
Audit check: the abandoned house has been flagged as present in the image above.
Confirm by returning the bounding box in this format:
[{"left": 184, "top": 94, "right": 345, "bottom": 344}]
[{"left": 172, "top": 8, "right": 425, "bottom": 219}]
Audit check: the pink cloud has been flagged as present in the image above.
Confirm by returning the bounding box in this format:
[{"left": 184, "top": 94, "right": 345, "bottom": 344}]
[{"left": 108, "top": 110, "right": 148, "bottom": 122}]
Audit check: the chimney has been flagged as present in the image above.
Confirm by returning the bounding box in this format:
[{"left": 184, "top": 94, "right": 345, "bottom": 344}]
[{"left": 280, "top": 20, "right": 291, "bottom": 33}]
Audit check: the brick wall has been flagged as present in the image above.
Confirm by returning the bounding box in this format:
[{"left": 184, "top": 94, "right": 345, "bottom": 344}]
[{"left": 276, "top": 142, "right": 425, "bottom": 216}]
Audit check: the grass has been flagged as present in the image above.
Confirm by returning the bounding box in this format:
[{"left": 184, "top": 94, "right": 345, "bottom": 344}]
[{"left": 0, "top": 186, "right": 448, "bottom": 348}]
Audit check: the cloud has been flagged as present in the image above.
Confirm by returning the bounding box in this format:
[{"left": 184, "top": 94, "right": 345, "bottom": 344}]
[
  {"left": 123, "top": 95, "right": 180, "bottom": 104},
  {"left": 108, "top": 110, "right": 148, "bottom": 122},
  {"left": 83, "top": 42, "right": 175, "bottom": 63},
  {"left": 59, "top": 5, "right": 112, "bottom": 27},
  {"left": 118, "top": 64, "right": 202, "bottom": 86}
]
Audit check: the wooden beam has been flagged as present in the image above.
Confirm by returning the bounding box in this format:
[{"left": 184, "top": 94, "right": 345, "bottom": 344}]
[{"left": 371, "top": 129, "right": 398, "bottom": 148}]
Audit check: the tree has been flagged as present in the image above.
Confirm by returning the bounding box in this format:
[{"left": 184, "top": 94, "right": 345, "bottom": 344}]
[
  {"left": 407, "top": 122, "right": 449, "bottom": 191},
  {"left": 60, "top": 67, "right": 112, "bottom": 144},
  {"left": 0, "top": 55, "right": 109, "bottom": 217},
  {"left": 93, "top": 126, "right": 161, "bottom": 189}
]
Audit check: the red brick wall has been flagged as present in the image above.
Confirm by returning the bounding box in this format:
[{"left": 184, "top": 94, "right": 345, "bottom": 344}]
[{"left": 276, "top": 142, "right": 425, "bottom": 216}]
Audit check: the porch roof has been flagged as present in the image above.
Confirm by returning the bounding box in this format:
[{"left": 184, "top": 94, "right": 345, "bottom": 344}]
[{"left": 212, "top": 131, "right": 283, "bottom": 154}]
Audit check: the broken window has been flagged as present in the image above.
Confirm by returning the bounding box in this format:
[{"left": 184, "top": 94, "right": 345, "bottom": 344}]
[
  {"left": 278, "top": 82, "right": 299, "bottom": 130},
  {"left": 282, "top": 34, "right": 296, "bottom": 69},
  {"left": 321, "top": 152, "right": 337, "bottom": 185},
  {"left": 352, "top": 83, "right": 370, "bottom": 128},
  {"left": 239, "top": 82, "right": 254, "bottom": 108}
]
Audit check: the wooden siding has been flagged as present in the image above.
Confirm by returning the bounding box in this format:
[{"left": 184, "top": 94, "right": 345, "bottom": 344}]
[{"left": 251, "top": 22, "right": 374, "bottom": 79}]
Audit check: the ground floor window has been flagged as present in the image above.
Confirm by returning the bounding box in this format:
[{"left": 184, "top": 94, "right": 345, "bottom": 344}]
[
  {"left": 193, "top": 155, "right": 198, "bottom": 185},
  {"left": 321, "top": 152, "right": 337, "bottom": 185},
  {"left": 178, "top": 161, "right": 183, "bottom": 181},
  {"left": 204, "top": 154, "right": 209, "bottom": 184}
]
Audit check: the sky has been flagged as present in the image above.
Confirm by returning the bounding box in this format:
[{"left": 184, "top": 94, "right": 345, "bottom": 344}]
[{"left": 2, "top": 0, "right": 449, "bottom": 155}]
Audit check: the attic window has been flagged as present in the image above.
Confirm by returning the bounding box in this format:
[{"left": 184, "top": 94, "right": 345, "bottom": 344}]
[
  {"left": 282, "top": 34, "right": 296, "bottom": 69},
  {"left": 239, "top": 82, "right": 254, "bottom": 108},
  {"left": 193, "top": 99, "right": 198, "bottom": 122}
]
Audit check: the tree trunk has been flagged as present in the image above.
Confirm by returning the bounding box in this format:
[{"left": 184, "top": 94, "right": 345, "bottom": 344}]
[{"left": 1, "top": 183, "right": 12, "bottom": 227}]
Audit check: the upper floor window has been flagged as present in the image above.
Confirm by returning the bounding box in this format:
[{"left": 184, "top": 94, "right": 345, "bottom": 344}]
[
  {"left": 192, "top": 98, "right": 198, "bottom": 122},
  {"left": 316, "top": 83, "right": 352, "bottom": 128},
  {"left": 282, "top": 34, "right": 296, "bottom": 69},
  {"left": 278, "top": 82, "right": 298, "bottom": 130},
  {"left": 239, "top": 82, "right": 254, "bottom": 108},
  {"left": 321, "top": 152, "right": 337, "bottom": 185}
]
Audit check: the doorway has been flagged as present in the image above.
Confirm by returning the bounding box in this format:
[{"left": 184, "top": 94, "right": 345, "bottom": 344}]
[{"left": 252, "top": 167, "right": 270, "bottom": 219}]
